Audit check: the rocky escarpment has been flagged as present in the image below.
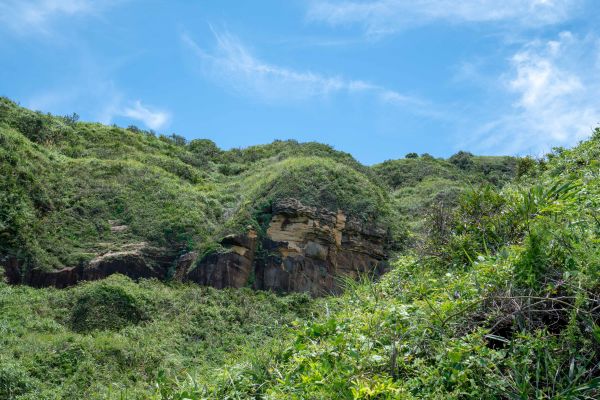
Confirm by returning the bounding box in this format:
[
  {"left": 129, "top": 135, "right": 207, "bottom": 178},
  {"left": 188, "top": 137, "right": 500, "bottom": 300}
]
[
  {"left": 187, "top": 198, "right": 388, "bottom": 296},
  {"left": 2, "top": 243, "right": 179, "bottom": 288},
  {"left": 2, "top": 199, "right": 389, "bottom": 295}
]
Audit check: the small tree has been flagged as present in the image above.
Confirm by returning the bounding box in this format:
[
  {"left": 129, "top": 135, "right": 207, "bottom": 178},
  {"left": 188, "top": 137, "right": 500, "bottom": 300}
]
[
  {"left": 169, "top": 133, "right": 187, "bottom": 146},
  {"left": 189, "top": 139, "right": 221, "bottom": 161},
  {"left": 449, "top": 150, "right": 474, "bottom": 170},
  {"left": 405, "top": 152, "right": 419, "bottom": 159},
  {"left": 127, "top": 125, "right": 142, "bottom": 133},
  {"left": 62, "top": 112, "right": 79, "bottom": 127},
  {"left": 516, "top": 156, "right": 536, "bottom": 178}
]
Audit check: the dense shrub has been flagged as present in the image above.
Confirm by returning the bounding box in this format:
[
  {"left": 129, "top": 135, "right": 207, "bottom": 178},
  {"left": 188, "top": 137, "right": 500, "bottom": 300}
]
[
  {"left": 0, "top": 276, "right": 315, "bottom": 398},
  {"left": 0, "top": 360, "right": 37, "bottom": 399},
  {"left": 69, "top": 278, "right": 149, "bottom": 332},
  {"left": 449, "top": 150, "right": 475, "bottom": 170}
]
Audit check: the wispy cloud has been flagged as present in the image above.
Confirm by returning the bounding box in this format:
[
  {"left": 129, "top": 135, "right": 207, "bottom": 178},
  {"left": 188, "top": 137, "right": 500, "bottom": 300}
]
[
  {"left": 182, "top": 28, "right": 430, "bottom": 113},
  {"left": 308, "top": 0, "right": 582, "bottom": 36},
  {"left": 121, "top": 101, "right": 171, "bottom": 130},
  {"left": 28, "top": 84, "right": 171, "bottom": 131},
  {"left": 0, "top": 0, "right": 120, "bottom": 36},
  {"left": 468, "top": 32, "right": 600, "bottom": 154}
]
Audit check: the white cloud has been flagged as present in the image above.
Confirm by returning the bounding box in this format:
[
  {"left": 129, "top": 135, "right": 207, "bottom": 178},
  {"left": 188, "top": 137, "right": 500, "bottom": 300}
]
[
  {"left": 121, "top": 101, "right": 171, "bottom": 130},
  {"left": 468, "top": 32, "right": 600, "bottom": 155},
  {"left": 27, "top": 78, "right": 123, "bottom": 124},
  {"left": 0, "top": 0, "right": 119, "bottom": 36},
  {"left": 182, "top": 29, "right": 426, "bottom": 110},
  {"left": 28, "top": 83, "right": 171, "bottom": 131},
  {"left": 308, "top": 0, "right": 582, "bottom": 36}
]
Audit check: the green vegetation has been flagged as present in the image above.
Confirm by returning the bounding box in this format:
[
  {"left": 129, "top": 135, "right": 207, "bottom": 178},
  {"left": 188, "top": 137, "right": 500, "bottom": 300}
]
[
  {"left": 0, "top": 97, "right": 393, "bottom": 272},
  {"left": 0, "top": 275, "right": 313, "bottom": 399},
  {"left": 1, "top": 98, "right": 599, "bottom": 398},
  {"left": 159, "top": 129, "right": 600, "bottom": 399},
  {"left": 372, "top": 151, "right": 517, "bottom": 248}
]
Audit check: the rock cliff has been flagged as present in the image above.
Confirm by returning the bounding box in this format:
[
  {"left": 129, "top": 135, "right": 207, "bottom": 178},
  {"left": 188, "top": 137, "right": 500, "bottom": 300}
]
[
  {"left": 3, "top": 243, "right": 177, "bottom": 288},
  {"left": 188, "top": 198, "right": 388, "bottom": 296},
  {"left": 3, "top": 199, "right": 388, "bottom": 295}
]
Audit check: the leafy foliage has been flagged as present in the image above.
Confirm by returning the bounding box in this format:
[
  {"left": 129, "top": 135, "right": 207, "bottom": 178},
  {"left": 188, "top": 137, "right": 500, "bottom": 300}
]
[
  {"left": 1, "top": 98, "right": 599, "bottom": 399},
  {"left": 69, "top": 278, "right": 150, "bottom": 333},
  {"left": 0, "top": 275, "right": 314, "bottom": 399},
  {"left": 0, "top": 98, "right": 395, "bottom": 272}
]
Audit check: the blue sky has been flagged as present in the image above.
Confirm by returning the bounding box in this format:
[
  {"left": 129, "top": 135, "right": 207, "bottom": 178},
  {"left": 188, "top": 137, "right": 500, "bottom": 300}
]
[{"left": 1, "top": 0, "right": 599, "bottom": 164}]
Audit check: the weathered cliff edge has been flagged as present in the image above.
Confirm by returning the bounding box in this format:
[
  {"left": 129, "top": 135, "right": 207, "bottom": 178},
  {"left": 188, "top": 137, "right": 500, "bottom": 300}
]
[{"left": 2, "top": 199, "right": 388, "bottom": 296}]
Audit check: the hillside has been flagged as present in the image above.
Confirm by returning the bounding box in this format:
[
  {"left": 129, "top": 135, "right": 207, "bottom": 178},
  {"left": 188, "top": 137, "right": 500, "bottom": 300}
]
[
  {"left": 2, "top": 99, "right": 599, "bottom": 398},
  {"left": 0, "top": 98, "right": 515, "bottom": 294},
  {"left": 161, "top": 129, "right": 600, "bottom": 399},
  {"left": 0, "top": 98, "right": 396, "bottom": 293}
]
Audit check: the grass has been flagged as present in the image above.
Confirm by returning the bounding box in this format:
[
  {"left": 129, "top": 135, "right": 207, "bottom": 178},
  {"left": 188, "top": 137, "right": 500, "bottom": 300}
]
[
  {"left": 0, "top": 274, "right": 314, "bottom": 399},
  {"left": 6, "top": 98, "right": 599, "bottom": 399}
]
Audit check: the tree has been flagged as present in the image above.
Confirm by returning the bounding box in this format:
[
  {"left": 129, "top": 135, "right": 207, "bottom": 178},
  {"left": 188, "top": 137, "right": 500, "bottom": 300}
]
[
  {"left": 169, "top": 133, "right": 187, "bottom": 146},
  {"left": 448, "top": 151, "right": 474, "bottom": 170},
  {"left": 188, "top": 139, "right": 222, "bottom": 163},
  {"left": 62, "top": 112, "right": 79, "bottom": 127}
]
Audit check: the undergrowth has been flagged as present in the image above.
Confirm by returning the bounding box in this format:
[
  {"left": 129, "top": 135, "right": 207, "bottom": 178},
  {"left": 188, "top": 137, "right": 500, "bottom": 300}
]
[{"left": 2, "top": 98, "right": 599, "bottom": 399}]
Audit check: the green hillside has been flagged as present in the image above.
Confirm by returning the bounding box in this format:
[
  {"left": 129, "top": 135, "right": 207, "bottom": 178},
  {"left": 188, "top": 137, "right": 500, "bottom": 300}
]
[
  {"left": 2, "top": 99, "right": 599, "bottom": 399},
  {"left": 161, "top": 129, "right": 600, "bottom": 399},
  {"left": 373, "top": 152, "right": 518, "bottom": 248},
  {"left": 0, "top": 98, "right": 516, "bottom": 274},
  {"left": 0, "top": 98, "right": 395, "bottom": 273}
]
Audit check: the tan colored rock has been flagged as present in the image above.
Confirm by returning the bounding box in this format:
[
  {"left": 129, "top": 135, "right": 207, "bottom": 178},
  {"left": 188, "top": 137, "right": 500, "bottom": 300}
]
[
  {"left": 187, "top": 198, "right": 388, "bottom": 296},
  {"left": 6, "top": 199, "right": 388, "bottom": 295}
]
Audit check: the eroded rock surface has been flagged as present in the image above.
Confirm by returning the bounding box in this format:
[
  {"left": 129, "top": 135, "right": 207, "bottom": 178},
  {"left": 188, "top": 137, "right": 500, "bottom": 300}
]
[
  {"left": 2, "top": 199, "right": 389, "bottom": 295},
  {"left": 188, "top": 198, "right": 388, "bottom": 296},
  {"left": 186, "top": 230, "right": 258, "bottom": 289},
  {"left": 3, "top": 243, "right": 178, "bottom": 288}
]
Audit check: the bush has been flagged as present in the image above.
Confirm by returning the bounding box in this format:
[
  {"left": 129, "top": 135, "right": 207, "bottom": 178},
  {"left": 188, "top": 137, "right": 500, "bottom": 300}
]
[
  {"left": 0, "top": 360, "right": 36, "bottom": 399},
  {"left": 69, "top": 277, "right": 149, "bottom": 332},
  {"left": 449, "top": 150, "right": 474, "bottom": 170},
  {"left": 516, "top": 156, "right": 537, "bottom": 178}
]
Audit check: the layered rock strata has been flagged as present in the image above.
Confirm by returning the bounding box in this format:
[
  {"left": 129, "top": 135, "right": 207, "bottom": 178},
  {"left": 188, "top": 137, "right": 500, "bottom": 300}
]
[
  {"left": 189, "top": 198, "right": 388, "bottom": 295},
  {"left": 2, "top": 198, "right": 388, "bottom": 295},
  {"left": 3, "top": 243, "right": 176, "bottom": 288}
]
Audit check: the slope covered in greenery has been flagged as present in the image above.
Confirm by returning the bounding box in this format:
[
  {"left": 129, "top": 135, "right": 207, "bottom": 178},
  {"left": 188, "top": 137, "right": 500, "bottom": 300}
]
[
  {"left": 161, "top": 130, "right": 598, "bottom": 399},
  {"left": 1, "top": 98, "right": 515, "bottom": 273},
  {"left": 372, "top": 152, "right": 518, "bottom": 248},
  {"left": 0, "top": 275, "right": 313, "bottom": 399},
  {"left": 3, "top": 99, "right": 598, "bottom": 399},
  {"left": 0, "top": 98, "right": 395, "bottom": 273}
]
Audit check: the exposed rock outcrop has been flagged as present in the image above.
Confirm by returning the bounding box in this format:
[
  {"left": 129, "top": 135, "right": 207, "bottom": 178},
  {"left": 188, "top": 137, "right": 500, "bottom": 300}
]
[
  {"left": 2, "top": 199, "right": 389, "bottom": 295},
  {"left": 186, "top": 231, "right": 258, "bottom": 289},
  {"left": 188, "top": 198, "right": 388, "bottom": 296},
  {"left": 3, "top": 243, "right": 178, "bottom": 288}
]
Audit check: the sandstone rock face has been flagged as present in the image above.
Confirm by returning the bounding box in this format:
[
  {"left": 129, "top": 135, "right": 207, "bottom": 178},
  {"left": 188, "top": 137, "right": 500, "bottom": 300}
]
[
  {"left": 188, "top": 198, "right": 388, "bottom": 296},
  {"left": 2, "top": 199, "right": 389, "bottom": 295},
  {"left": 186, "top": 231, "right": 258, "bottom": 289},
  {"left": 3, "top": 243, "right": 178, "bottom": 288}
]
